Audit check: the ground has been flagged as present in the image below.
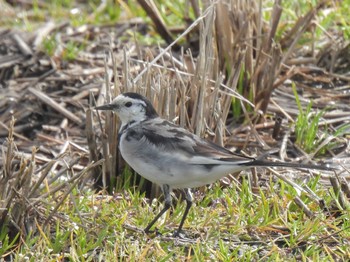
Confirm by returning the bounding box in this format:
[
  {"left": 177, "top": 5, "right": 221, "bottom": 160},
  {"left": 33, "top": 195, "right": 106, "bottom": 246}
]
[{"left": 0, "top": 1, "right": 350, "bottom": 261}]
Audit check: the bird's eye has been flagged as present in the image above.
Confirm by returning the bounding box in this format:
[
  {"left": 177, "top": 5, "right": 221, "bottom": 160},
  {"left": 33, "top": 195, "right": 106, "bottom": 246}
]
[{"left": 125, "top": 102, "right": 132, "bottom": 107}]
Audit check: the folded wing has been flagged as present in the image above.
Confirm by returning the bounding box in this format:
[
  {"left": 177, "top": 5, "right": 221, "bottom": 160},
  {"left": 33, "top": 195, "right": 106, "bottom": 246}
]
[{"left": 140, "top": 118, "right": 256, "bottom": 165}]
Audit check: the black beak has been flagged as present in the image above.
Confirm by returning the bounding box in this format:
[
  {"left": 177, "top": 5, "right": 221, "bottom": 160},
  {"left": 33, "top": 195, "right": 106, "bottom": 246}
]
[{"left": 95, "top": 104, "right": 115, "bottom": 111}]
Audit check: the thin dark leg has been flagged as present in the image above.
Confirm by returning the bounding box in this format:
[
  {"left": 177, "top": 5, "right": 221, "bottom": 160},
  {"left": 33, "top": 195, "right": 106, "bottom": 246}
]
[
  {"left": 144, "top": 184, "right": 172, "bottom": 234},
  {"left": 173, "top": 188, "right": 193, "bottom": 237}
]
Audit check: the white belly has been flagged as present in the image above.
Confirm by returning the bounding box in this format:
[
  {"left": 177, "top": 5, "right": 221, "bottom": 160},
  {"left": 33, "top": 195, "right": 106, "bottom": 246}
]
[{"left": 119, "top": 135, "right": 248, "bottom": 188}]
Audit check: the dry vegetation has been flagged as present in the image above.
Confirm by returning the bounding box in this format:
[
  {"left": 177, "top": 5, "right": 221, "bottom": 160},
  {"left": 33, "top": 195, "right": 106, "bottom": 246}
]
[{"left": 0, "top": 0, "right": 350, "bottom": 260}]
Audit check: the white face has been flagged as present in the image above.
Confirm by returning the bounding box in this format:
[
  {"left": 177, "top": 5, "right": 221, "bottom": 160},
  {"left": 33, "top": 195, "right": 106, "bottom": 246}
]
[
  {"left": 109, "top": 94, "right": 148, "bottom": 125},
  {"left": 96, "top": 92, "right": 159, "bottom": 125}
]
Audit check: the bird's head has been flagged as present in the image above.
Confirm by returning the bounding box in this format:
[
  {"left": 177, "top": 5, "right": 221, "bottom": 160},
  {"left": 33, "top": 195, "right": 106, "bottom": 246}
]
[{"left": 95, "top": 92, "right": 159, "bottom": 125}]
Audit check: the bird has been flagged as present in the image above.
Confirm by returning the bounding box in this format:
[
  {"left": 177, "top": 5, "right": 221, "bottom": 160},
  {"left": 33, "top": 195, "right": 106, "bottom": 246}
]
[{"left": 95, "top": 92, "right": 333, "bottom": 237}]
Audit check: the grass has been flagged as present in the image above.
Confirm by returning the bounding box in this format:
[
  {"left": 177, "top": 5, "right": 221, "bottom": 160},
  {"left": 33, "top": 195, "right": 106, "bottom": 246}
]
[
  {"left": 3, "top": 175, "right": 348, "bottom": 260},
  {"left": 292, "top": 83, "right": 349, "bottom": 155},
  {"left": 293, "top": 83, "right": 326, "bottom": 154},
  {"left": 62, "top": 40, "right": 86, "bottom": 61},
  {"left": 1, "top": 0, "right": 349, "bottom": 261}
]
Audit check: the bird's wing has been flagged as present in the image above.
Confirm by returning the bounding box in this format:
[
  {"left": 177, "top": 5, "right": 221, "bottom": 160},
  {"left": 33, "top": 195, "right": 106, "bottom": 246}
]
[{"left": 139, "top": 118, "right": 255, "bottom": 165}]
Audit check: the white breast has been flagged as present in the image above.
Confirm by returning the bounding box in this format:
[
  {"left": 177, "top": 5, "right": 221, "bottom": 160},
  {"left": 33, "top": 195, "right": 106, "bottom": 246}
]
[{"left": 119, "top": 130, "right": 251, "bottom": 189}]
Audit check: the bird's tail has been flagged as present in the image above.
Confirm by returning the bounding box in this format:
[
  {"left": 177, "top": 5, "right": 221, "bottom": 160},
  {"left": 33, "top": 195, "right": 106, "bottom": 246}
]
[{"left": 247, "top": 159, "right": 335, "bottom": 171}]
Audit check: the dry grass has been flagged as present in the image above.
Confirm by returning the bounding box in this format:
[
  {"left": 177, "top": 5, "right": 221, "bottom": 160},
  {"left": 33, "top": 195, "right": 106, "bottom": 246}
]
[
  {"left": 0, "top": 118, "right": 103, "bottom": 239},
  {"left": 91, "top": 1, "right": 349, "bottom": 192},
  {"left": 0, "top": 0, "right": 350, "bottom": 260}
]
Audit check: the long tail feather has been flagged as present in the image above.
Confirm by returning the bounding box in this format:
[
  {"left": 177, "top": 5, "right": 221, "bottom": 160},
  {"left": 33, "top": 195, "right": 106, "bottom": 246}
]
[{"left": 246, "top": 159, "right": 335, "bottom": 171}]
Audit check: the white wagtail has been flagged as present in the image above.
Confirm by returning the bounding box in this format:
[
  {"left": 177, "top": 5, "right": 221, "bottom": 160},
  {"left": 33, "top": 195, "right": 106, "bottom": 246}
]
[{"left": 96, "top": 92, "right": 333, "bottom": 237}]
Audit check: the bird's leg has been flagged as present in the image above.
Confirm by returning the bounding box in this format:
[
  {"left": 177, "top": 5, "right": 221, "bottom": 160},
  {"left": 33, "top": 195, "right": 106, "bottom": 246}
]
[
  {"left": 173, "top": 188, "right": 193, "bottom": 237},
  {"left": 144, "top": 184, "right": 172, "bottom": 234}
]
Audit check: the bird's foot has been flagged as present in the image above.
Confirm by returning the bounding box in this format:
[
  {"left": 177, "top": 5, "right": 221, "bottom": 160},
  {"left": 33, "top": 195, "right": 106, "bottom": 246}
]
[
  {"left": 144, "top": 228, "right": 162, "bottom": 237},
  {"left": 172, "top": 229, "right": 184, "bottom": 238}
]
